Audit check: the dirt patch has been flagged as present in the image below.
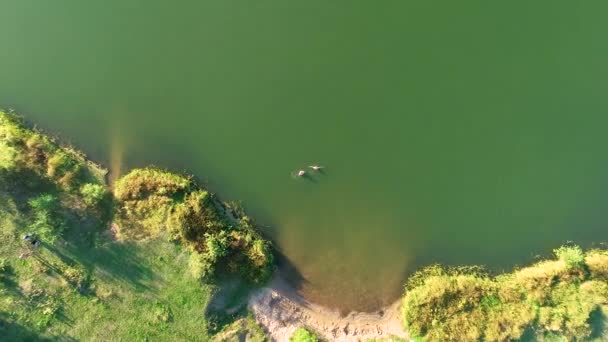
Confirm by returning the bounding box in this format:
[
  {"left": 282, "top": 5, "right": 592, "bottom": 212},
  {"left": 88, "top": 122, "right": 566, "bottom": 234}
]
[{"left": 248, "top": 275, "right": 409, "bottom": 341}]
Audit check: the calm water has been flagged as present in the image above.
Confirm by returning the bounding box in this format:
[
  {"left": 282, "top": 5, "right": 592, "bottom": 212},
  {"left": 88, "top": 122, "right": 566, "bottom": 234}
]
[{"left": 2, "top": 1, "right": 608, "bottom": 311}]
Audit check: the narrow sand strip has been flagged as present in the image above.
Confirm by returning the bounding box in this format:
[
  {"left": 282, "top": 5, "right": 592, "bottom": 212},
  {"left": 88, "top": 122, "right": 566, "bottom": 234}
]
[{"left": 248, "top": 275, "right": 409, "bottom": 341}]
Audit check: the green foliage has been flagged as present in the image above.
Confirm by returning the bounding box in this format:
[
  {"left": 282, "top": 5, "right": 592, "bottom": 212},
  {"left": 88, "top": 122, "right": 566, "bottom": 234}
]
[
  {"left": 170, "top": 191, "right": 228, "bottom": 244},
  {"left": 114, "top": 168, "right": 274, "bottom": 284},
  {"left": 27, "top": 193, "right": 65, "bottom": 243},
  {"left": 46, "top": 150, "right": 82, "bottom": 189},
  {"left": 113, "top": 168, "right": 191, "bottom": 201},
  {"left": 61, "top": 264, "right": 87, "bottom": 290},
  {"left": 0, "top": 140, "right": 18, "bottom": 170},
  {"left": 402, "top": 245, "right": 608, "bottom": 342},
  {"left": 554, "top": 245, "right": 585, "bottom": 271},
  {"left": 0, "top": 257, "right": 8, "bottom": 273},
  {"left": 206, "top": 232, "right": 229, "bottom": 260},
  {"left": 79, "top": 183, "right": 107, "bottom": 207},
  {"left": 0, "top": 110, "right": 106, "bottom": 192},
  {"left": 242, "top": 238, "right": 274, "bottom": 284},
  {"left": 290, "top": 327, "right": 319, "bottom": 342},
  {"left": 188, "top": 251, "right": 214, "bottom": 280},
  {"left": 28, "top": 193, "right": 58, "bottom": 212}
]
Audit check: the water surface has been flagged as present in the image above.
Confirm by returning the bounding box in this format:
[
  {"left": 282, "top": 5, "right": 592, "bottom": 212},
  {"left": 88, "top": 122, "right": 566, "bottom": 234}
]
[{"left": 2, "top": 1, "right": 608, "bottom": 311}]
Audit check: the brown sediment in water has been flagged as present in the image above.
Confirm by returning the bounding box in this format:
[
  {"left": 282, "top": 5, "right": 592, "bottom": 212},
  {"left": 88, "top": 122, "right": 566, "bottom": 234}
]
[{"left": 248, "top": 273, "right": 408, "bottom": 342}]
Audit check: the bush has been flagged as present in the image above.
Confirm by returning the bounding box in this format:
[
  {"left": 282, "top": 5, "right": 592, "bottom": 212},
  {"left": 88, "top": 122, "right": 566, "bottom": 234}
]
[
  {"left": 113, "top": 168, "right": 191, "bottom": 201},
  {"left": 205, "top": 232, "right": 229, "bottom": 260},
  {"left": 79, "top": 183, "right": 107, "bottom": 207},
  {"left": 169, "top": 191, "right": 227, "bottom": 245},
  {"left": 188, "top": 251, "right": 213, "bottom": 281},
  {"left": 554, "top": 245, "right": 585, "bottom": 271},
  {"left": 243, "top": 238, "right": 274, "bottom": 283},
  {"left": 27, "top": 194, "right": 65, "bottom": 243},
  {"left": 114, "top": 168, "right": 274, "bottom": 284},
  {"left": 290, "top": 327, "right": 318, "bottom": 342},
  {"left": 62, "top": 265, "right": 87, "bottom": 290},
  {"left": 113, "top": 169, "right": 196, "bottom": 240},
  {"left": 0, "top": 141, "right": 18, "bottom": 170},
  {"left": 402, "top": 245, "right": 608, "bottom": 342},
  {"left": 0, "top": 110, "right": 105, "bottom": 193}
]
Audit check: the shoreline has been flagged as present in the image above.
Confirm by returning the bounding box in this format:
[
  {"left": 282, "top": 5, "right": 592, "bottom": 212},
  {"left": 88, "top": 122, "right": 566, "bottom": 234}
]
[
  {"left": 3, "top": 110, "right": 607, "bottom": 341},
  {"left": 248, "top": 273, "right": 408, "bottom": 342}
]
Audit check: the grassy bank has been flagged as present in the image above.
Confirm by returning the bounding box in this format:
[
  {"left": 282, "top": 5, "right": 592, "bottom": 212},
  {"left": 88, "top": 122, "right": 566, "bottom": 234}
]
[
  {"left": 402, "top": 246, "right": 608, "bottom": 341},
  {"left": 0, "top": 110, "right": 271, "bottom": 340}
]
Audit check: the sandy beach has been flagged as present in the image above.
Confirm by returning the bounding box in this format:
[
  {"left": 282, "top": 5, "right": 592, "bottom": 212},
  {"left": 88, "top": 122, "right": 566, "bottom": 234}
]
[{"left": 248, "top": 274, "right": 409, "bottom": 341}]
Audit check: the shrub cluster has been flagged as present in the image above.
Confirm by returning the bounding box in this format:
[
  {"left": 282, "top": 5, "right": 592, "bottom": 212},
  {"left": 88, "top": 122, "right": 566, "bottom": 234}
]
[
  {"left": 290, "top": 327, "right": 319, "bottom": 342},
  {"left": 0, "top": 111, "right": 105, "bottom": 192},
  {"left": 402, "top": 246, "right": 608, "bottom": 341},
  {"left": 113, "top": 168, "right": 273, "bottom": 284}
]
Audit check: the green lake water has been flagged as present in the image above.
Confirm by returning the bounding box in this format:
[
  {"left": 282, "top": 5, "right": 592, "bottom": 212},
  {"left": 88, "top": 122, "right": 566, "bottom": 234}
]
[{"left": 2, "top": 1, "right": 608, "bottom": 311}]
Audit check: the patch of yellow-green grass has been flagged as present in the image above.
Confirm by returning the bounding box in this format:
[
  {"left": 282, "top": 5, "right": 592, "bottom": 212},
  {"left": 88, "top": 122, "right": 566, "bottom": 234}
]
[
  {"left": 586, "top": 250, "right": 608, "bottom": 279},
  {"left": 365, "top": 338, "right": 409, "bottom": 342},
  {"left": 290, "top": 327, "right": 319, "bottom": 342},
  {"left": 402, "top": 246, "right": 608, "bottom": 342}
]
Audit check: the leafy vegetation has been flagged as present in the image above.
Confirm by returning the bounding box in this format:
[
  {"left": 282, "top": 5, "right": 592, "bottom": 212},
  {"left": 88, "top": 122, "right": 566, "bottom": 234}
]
[
  {"left": 114, "top": 168, "right": 274, "bottom": 284},
  {"left": 0, "top": 111, "right": 105, "bottom": 191},
  {"left": 79, "top": 183, "right": 107, "bottom": 207},
  {"left": 210, "top": 313, "right": 267, "bottom": 342},
  {"left": 402, "top": 246, "right": 608, "bottom": 342},
  {"left": 290, "top": 327, "right": 319, "bottom": 342}
]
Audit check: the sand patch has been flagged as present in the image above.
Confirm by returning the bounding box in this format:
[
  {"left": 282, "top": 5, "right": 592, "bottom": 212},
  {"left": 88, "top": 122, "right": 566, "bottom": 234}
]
[{"left": 248, "top": 275, "right": 408, "bottom": 341}]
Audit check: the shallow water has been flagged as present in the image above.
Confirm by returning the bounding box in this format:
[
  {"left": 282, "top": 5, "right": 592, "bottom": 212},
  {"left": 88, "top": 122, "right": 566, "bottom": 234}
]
[{"left": 2, "top": 1, "right": 608, "bottom": 311}]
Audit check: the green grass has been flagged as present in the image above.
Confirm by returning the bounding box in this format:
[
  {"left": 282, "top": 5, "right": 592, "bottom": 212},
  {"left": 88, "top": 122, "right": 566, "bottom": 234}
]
[
  {"left": 0, "top": 189, "right": 216, "bottom": 340},
  {"left": 402, "top": 246, "right": 608, "bottom": 342}
]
